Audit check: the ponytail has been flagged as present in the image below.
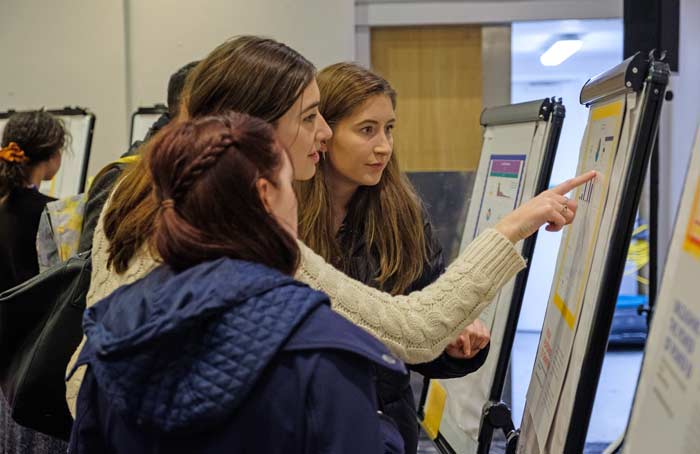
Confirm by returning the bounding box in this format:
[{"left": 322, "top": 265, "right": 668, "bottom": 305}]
[
  {"left": 148, "top": 112, "right": 299, "bottom": 274},
  {"left": 0, "top": 143, "right": 29, "bottom": 201},
  {"left": 0, "top": 111, "right": 67, "bottom": 202}
]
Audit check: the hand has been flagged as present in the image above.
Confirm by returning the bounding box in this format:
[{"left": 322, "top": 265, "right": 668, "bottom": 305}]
[
  {"left": 445, "top": 319, "right": 491, "bottom": 359},
  {"left": 494, "top": 170, "right": 597, "bottom": 243}
]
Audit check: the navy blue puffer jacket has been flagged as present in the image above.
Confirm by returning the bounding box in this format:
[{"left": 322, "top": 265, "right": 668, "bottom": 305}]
[{"left": 68, "top": 258, "right": 406, "bottom": 454}]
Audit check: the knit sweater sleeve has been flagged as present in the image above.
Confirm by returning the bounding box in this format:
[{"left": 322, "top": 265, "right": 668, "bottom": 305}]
[
  {"left": 66, "top": 194, "right": 160, "bottom": 417},
  {"left": 295, "top": 228, "right": 526, "bottom": 364}
]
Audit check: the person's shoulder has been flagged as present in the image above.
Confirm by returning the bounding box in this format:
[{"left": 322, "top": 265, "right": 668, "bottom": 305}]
[
  {"left": 283, "top": 304, "right": 406, "bottom": 375},
  {"left": 35, "top": 191, "right": 57, "bottom": 206},
  {"left": 13, "top": 187, "right": 55, "bottom": 211}
]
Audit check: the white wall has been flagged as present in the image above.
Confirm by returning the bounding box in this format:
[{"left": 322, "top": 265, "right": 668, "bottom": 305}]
[
  {"left": 126, "top": 0, "right": 355, "bottom": 115},
  {"left": 356, "top": 0, "right": 622, "bottom": 26},
  {"left": 1, "top": 0, "right": 355, "bottom": 180},
  {"left": 0, "top": 0, "right": 129, "bottom": 177}
]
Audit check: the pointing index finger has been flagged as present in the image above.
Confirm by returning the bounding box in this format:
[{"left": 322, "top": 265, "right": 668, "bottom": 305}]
[{"left": 552, "top": 170, "right": 597, "bottom": 196}]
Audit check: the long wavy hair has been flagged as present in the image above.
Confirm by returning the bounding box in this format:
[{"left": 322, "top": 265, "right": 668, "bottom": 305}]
[
  {"left": 104, "top": 35, "right": 315, "bottom": 273},
  {"left": 296, "top": 63, "right": 428, "bottom": 295}
]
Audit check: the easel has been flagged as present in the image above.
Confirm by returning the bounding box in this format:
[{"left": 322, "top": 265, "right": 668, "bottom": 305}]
[
  {"left": 416, "top": 98, "right": 564, "bottom": 454},
  {"left": 515, "top": 51, "right": 669, "bottom": 454}
]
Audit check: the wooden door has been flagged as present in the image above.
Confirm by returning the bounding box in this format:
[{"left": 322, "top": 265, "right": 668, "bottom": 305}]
[{"left": 371, "top": 26, "right": 484, "bottom": 172}]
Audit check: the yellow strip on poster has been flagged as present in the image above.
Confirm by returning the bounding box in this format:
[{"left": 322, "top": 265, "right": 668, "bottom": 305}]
[
  {"left": 551, "top": 99, "right": 625, "bottom": 330},
  {"left": 553, "top": 293, "right": 577, "bottom": 329},
  {"left": 683, "top": 177, "right": 700, "bottom": 259},
  {"left": 421, "top": 380, "right": 447, "bottom": 440}
]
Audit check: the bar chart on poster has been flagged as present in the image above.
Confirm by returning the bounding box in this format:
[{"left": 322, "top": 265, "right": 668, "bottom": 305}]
[
  {"left": 526, "top": 97, "right": 624, "bottom": 446},
  {"left": 471, "top": 154, "right": 527, "bottom": 240},
  {"left": 622, "top": 127, "right": 700, "bottom": 454}
]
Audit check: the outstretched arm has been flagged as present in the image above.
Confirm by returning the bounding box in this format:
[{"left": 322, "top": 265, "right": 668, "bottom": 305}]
[
  {"left": 296, "top": 228, "right": 524, "bottom": 364},
  {"left": 296, "top": 171, "right": 597, "bottom": 364}
]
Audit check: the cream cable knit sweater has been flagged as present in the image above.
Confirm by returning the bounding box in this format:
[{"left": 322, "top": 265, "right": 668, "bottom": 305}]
[{"left": 66, "top": 205, "right": 525, "bottom": 414}]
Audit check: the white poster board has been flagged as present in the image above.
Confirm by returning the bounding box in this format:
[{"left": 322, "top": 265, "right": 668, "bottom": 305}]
[
  {"left": 419, "top": 99, "right": 561, "bottom": 453},
  {"left": 0, "top": 109, "right": 94, "bottom": 199},
  {"left": 622, "top": 127, "right": 700, "bottom": 454},
  {"left": 521, "top": 95, "right": 627, "bottom": 449},
  {"left": 129, "top": 105, "right": 167, "bottom": 144},
  {"left": 518, "top": 55, "right": 669, "bottom": 452}
]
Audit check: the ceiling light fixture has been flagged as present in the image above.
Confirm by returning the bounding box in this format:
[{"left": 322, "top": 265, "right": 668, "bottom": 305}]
[{"left": 540, "top": 35, "right": 583, "bottom": 66}]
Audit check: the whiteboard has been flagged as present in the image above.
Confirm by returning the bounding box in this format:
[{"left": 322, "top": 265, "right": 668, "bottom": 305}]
[
  {"left": 518, "top": 54, "right": 670, "bottom": 454},
  {"left": 0, "top": 109, "right": 94, "bottom": 199},
  {"left": 418, "top": 99, "right": 562, "bottom": 453},
  {"left": 129, "top": 105, "right": 167, "bottom": 144},
  {"left": 622, "top": 127, "right": 700, "bottom": 454}
]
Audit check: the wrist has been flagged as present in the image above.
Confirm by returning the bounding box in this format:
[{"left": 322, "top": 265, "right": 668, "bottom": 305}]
[{"left": 494, "top": 222, "right": 519, "bottom": 244}]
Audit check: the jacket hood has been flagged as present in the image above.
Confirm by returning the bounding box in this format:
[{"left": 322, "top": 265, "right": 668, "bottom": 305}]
[{"left": 74, "top": 258, "right": 327, "bottom": 433}]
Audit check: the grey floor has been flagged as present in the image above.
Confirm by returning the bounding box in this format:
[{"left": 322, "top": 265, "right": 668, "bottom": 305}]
[{"left": 417, "top": 331, "right": 644, "bottom": 454}]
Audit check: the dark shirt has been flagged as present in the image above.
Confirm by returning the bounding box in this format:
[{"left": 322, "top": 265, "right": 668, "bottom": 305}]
[
  {"left": 336, "top": 209, "right": 489, "bottom": 454},
  {"left": 0, "top": 187, "right": 56, "bottom": 292}
]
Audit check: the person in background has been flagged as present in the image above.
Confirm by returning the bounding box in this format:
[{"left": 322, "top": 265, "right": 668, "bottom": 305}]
[
  {"left": 0, "top": 110, "right": 67, "bottom": 454},
  {"left": 298, "top": 62, "right": 490, "bottom": 453},
  {"left": 68, "top": 112, "right": 405, "bottom": 454},
  {"left": 124, "top": 60, "right": 200, "bottom": 157},
  {"left": 0, "top": 110, "right": 66, "bottom": 292},
  {"left": 77, "top": 60, "right": 199, "bottom": 253}
]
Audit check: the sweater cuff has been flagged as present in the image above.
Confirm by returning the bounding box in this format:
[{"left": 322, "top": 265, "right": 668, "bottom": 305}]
[
  {"left": 439, "top": 342, "right": 490, "bottom": 376},
  {"left": 460, "top": 228, "right": 526, "bottom": 296}
]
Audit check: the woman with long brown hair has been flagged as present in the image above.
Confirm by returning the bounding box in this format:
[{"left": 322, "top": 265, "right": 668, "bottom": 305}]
[
  {"left": 67, "top": 34, "right": 595, "bottom": 413},
  {"left": 68, "top": 112, "right": 405, "bottom": 453},
  {"left": 297, "top": 62, "right": 490, "bottom": 454}
]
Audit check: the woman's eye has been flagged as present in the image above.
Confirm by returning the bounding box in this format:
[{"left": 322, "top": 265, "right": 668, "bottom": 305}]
[
  {"left": 361, "top": 126, "right": 374, "bottom": 135},
  {"left": 304, "top": 114, "right": 317, "bottom": 123},
  {"left": 386, "top": 124, "right": 395, "bottom": 134}
]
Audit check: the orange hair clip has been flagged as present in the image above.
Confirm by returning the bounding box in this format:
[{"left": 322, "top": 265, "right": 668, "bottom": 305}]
[{"left": 0, "top": 142, "right": 29, "bottom": 164}]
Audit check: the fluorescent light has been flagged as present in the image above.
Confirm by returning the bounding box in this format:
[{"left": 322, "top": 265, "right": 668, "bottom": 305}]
[{"left": 540, "top": 38, "right": 583, "bottom": 66}]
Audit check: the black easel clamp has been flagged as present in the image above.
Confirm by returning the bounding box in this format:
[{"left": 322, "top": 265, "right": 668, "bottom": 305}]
[{"left": 478, "top": 400, "right": 520, "bottom": 454}]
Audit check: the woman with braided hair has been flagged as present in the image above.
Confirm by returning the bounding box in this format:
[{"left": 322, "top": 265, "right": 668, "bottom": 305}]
[{"left": 68, "top": 112, "right": 406, "bottom": 454}]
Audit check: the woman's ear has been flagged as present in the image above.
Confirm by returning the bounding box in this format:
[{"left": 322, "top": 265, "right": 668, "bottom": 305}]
[{"left": 256, "top": 178, "right": 273, "bottom": 214}]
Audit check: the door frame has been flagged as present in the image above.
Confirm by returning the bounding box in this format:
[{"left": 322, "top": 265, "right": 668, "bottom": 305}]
[{"left": 354, "top": 0, "right": 623, "bottom": 108}]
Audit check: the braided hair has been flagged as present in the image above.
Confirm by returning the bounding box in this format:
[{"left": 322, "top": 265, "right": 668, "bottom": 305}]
[{"left": 148, "top": 112, "right": 299, "bottom": 274}]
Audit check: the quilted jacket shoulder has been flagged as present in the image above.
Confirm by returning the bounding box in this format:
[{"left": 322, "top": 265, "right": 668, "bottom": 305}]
[{"left": 72, "top": 258, "right": 405, "bottom": 434}]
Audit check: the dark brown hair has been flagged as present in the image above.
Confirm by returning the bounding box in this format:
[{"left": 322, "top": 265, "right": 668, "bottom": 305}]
[
  {"left": 297, "top": 63, "right": 428, "bottom": 295},
  {"left": 186, "top": 35, "right": 315, "bottom": 122},
  {"left": 105, "top": 35, "right": 315, "bottom": 273},
  {"left": 167, "top": 61, "right": 200, "bottom": 118},
  {"left": 150, "top": 112, "right": 298, "bottom": 274},
  {"left": 0, "top": 110, "right": 67, "bottom": 201}
]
